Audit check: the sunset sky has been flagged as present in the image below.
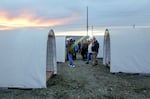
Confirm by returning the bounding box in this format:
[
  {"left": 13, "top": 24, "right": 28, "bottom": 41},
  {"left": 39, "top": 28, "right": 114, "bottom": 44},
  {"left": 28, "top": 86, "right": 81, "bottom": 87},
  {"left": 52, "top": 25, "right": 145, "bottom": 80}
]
[{"left": 0, "top": 0, "right": 150, "bottom": 36}]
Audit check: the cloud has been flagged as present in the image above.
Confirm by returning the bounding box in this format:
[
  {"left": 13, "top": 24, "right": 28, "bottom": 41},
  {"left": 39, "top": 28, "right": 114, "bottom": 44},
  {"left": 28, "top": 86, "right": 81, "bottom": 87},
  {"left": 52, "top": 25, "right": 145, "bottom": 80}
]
[
  {"left": 0, "top": 10, "right": 80, "bottom": 30},
  {"left": 0, "top": 0, "right": 150, "bottom": 32}
]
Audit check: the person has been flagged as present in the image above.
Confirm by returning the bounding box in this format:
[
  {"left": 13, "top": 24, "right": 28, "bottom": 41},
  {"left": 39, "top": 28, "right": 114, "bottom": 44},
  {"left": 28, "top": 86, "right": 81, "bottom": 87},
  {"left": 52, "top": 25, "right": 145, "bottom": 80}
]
[
  {"left": 91, "top": 37, "right": 99, "bottom": 66},
  {"left": 73, "top": 40, "right": 78, "bottom": 60},
  {"left": 81, "top": 40, "right": 88, "bottom": 61},
  {"left": 86, "top": 38, "right": 93, "bottom": 64},
  {"left": 65, "top": 39, "right": 70, "bottom": 61},
  {"left": 67, "top": 39, "right": 75, "bottom": 67},
  {"left": 74, "top": 40, "right": 79, "bottom": 53}
]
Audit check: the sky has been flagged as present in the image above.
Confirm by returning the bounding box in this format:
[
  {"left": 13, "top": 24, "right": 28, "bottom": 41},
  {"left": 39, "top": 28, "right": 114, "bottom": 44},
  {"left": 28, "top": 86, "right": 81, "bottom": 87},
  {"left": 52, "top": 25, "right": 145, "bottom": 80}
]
[{"left": 0, "top": 0, "right": 150, "bottom": 36}]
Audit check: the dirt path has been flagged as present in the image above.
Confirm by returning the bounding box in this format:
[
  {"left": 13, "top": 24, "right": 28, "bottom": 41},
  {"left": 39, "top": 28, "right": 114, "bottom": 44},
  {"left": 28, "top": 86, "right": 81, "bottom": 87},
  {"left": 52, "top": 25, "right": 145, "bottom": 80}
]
[
  {"left": 0, "top": 55, "right": 150, "bottom": 99},
  {"left": 47, "top": 58, "right": 150, "bottom": 99}
]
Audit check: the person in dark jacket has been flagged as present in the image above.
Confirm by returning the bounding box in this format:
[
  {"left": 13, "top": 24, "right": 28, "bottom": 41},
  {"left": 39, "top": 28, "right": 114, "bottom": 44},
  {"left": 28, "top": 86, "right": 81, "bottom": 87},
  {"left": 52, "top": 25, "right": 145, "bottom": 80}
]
[
  {"left": 91, "top": 37, "right": 99, "bottom": 66},
  {"left": 81, "top": 40, "right": 88, "bottom": 61}
]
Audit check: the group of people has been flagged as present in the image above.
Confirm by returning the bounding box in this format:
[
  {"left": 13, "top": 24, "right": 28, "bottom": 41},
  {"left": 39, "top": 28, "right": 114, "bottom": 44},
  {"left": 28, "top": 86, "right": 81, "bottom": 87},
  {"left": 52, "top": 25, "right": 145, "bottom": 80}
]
[
  {"left": 86, "top": 37, "right": 99, "bottom": 66},
  {"left": 66, "top": 36, "right": 99, "bottom": 67}
]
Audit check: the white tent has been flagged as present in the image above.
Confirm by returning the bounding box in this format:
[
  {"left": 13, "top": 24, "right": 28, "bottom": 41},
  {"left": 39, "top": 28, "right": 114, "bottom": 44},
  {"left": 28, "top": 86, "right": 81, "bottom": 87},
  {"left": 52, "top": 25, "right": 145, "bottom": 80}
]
[
  {"left": 95, "top": 36, "right": 104, "bottom": 58},
  {"left": 56, "top": 36, "right": 66, "bottom": 62},
  {"left": 0, "top": 28, "right": 57, "bottom": 88},
  {"left": 103, "top": 28, "right": 150, "bottom": 73}
]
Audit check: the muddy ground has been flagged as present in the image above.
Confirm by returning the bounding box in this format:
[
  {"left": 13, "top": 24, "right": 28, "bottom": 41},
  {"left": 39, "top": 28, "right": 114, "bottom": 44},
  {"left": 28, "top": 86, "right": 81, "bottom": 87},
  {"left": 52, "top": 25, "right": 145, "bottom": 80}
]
[{"left": 0, "top": 54, "right": 150, "bottom": 99}]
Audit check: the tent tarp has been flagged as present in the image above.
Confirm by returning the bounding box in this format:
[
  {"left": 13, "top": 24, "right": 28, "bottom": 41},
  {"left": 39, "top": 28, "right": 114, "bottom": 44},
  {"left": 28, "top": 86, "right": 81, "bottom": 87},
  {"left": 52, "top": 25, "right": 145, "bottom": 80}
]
[
  {"left": 56, "top": 36, "right": 66, "bottom": 62},
  {"left": 0, "top": 28, "right": 57, "bottom": 88},
  {"left": 104, "top": 28, "right": 150, "bottom": 73}
]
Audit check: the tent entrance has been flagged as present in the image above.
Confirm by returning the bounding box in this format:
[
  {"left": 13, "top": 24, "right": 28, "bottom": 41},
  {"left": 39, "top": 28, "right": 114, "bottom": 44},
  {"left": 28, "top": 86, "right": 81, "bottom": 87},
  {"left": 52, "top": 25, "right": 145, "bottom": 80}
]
[
  {"left": 46, "top": 33, "right": 57, "bottom": 81},
  {"left": 47, "top": 36, "right": 54, "bottom": 71},
  {"left": 103, "top": 29, "right": 111, "bottom": 67},
  {"left": 46, "top": 36, "right": 54, "bottom": 80}
]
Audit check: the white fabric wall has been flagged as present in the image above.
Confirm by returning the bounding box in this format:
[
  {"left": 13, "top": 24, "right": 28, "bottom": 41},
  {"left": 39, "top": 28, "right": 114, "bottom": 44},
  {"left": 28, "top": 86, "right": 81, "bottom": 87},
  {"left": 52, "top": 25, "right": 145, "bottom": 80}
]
[
  {"left": 95, "top": 36, "right": 104, "bottom": 58},
  {"left": 109, "top": 28, "right": 150, "bottom": 73},
  {"left": 0, "top": 28, "right": 56, "bottom": 88},
  {"left": 56, "top": 36, "right": 66, "bottom": 62}
]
